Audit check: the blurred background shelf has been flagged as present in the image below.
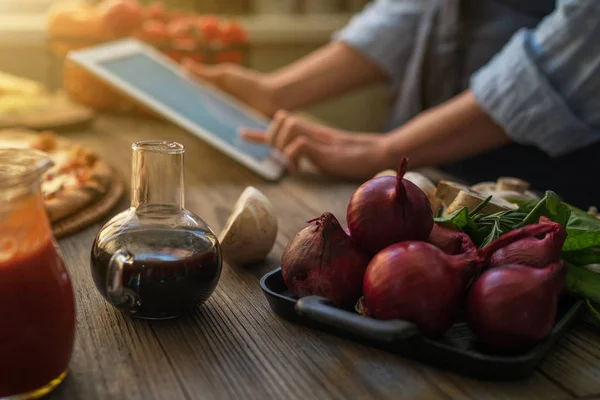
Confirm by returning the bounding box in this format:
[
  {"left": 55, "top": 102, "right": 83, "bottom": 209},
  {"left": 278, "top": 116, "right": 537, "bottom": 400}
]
[
  {"left": 0, "top": 13, "right": 353, "bottom": 45},
  {"left": 0, "top": 2, "right": 389, "bottom": 133}
]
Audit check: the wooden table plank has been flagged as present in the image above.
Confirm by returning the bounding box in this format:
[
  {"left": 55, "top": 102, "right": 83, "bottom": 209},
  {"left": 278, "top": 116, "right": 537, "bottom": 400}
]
[
  {"left": 43, "top": 115, "right": 598, "bottom": 399},
  {"left": 540, "top": 323, "right": 600, "bottom": 397}
]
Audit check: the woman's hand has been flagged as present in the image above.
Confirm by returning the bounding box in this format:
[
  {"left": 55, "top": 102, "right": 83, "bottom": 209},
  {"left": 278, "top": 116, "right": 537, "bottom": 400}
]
[
  {"left": 241, "top": 111, "right": 390, "bottom": 180},
  {"left": 183, "top": 59, "right": 278, "bottom": 117}
]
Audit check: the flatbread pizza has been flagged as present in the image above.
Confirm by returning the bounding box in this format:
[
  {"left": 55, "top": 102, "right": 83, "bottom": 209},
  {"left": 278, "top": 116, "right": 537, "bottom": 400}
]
[
  {"left": 0, "top": 71, "right": 53, "bottom": 115},
  {"left": 0, "top": 129, "right": 113, "bottom": 223},
  {"left": 0, "top": 71, "right": 94, "bottom": 130}
]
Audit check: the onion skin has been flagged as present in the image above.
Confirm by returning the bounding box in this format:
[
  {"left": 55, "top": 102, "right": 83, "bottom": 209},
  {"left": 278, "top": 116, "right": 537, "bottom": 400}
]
[
  {"left": 428, "top": 223, "right": 478, "bottom": 256},
  {"left": 361, "top": 241, "right": 481, "bottom": 336},
  {"left": 281, "top": 212, "right": 370, "bottom": 307},
  {"left": 347, "top": 157, "right": 433, "bottom": 255},
  {"left": 483, "top": 217, "right": 567, "bottom": 269},
  {"left": 467, "top": 262, "right": 564, "bottom": 350}
]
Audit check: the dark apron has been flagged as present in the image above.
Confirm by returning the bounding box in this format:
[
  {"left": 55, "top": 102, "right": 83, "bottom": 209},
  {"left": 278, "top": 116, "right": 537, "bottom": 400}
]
[{"left": 394, "top": 0, "right": 598, "bottom": 209}]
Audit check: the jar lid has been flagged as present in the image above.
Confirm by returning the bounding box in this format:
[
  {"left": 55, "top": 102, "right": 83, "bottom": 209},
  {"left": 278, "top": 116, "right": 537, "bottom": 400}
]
[{"left": 0, "top": 148, "right": 53, "bottom": 189}]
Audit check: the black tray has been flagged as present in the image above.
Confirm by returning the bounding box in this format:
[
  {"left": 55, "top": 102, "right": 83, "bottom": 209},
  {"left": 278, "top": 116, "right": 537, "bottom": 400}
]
[{"left": 260, "top": 267, "right": 584, "bottom": 381}]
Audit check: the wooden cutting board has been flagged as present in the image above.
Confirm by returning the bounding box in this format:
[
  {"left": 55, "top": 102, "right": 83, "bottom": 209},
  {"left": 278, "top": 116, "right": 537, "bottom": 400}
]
[{"left": 0, "top": 91, "right": 95, "bottom": 131}]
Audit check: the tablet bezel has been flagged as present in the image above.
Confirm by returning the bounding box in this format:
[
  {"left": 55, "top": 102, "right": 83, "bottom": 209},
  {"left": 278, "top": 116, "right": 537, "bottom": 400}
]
[{"left": 67, "top": 38, "right": 286, "bottom": 181}]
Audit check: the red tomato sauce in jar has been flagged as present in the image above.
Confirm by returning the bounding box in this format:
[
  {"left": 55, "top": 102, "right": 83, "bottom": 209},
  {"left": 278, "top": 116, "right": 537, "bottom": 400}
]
[{"left": 0, "top": 197, "right": 76, "bottom": 398}]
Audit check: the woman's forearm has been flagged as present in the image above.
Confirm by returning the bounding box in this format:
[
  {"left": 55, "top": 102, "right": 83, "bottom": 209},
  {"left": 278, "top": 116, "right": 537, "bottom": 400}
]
[
  {"left": 265, "top": 41, "right": 389, "bottom": 111},
  {"left": 380, "top": 90, "right": 512, "bottom": 169}
]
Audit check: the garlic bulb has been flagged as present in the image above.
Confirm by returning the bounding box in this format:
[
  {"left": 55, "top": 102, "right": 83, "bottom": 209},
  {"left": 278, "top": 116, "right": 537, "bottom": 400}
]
[{"left": 218, "top": 186, "right": 278, "bottom": 266}]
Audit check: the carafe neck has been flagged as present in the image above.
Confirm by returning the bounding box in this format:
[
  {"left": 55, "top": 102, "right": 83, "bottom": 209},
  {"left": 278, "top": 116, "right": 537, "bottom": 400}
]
[{"left": 131, "top": 141, "right": 185, "bottom": 210}]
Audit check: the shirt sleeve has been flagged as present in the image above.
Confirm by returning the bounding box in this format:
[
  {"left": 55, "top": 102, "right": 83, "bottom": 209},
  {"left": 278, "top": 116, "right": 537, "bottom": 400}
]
[
  {"left": 331, "top": 0, "right": 426, "bottom": 89},
  {"left": 470, "top": 0, "right": 600, "bottom": 157}
]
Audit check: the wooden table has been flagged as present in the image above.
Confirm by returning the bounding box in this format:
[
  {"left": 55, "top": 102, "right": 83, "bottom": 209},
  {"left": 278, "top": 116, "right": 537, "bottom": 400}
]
[{"left": 48, "top": 115, "right": 600, "bottom": 400}]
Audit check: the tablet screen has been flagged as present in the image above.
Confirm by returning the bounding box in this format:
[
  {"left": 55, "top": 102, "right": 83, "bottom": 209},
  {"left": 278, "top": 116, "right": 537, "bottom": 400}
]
[{"left": 99, "top": 53, "right": 273, "bottom": 162}]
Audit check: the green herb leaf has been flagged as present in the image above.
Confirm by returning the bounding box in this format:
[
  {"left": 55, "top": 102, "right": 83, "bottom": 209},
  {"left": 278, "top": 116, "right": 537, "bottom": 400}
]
[
  {"left": 565, "top": 265, "right": 600, "bottom": 305},
  {"left": 433, "top": 206, "right": 493, "bottom": 246},
  {"left": 560, "top": 206, "right": 600, "bottom": 265},
  {"left": 586, "top": 299, "right": 600, "bottom": 326},
  {"left": 515, "top": 191, "right": 571, "bottom": 228},
  {"left": 479, "top": 218, "right": 503, "bottom": 248},
  {"left": 434, "top": 207, "right": 475, "bottom": 231}
]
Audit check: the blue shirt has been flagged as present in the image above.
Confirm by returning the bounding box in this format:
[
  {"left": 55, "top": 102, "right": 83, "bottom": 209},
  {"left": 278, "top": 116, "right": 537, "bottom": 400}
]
[{"left": 332, "top": 0, "right": 600, "bottom": 157}]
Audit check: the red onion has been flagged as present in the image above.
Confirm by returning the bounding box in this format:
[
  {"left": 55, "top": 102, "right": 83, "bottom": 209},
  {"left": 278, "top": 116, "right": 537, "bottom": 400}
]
[
  {"left": 467, "top": 262, "right": 564, "bottom": 350},
  {"left": 428, "top": 223, "right": 478, "bottom": 256},
  {"left": 281, "top": 212, "right": 370, "bottom": 307},
  {"left": 483, "top": 217, "right": 567, "bottom": 269},
  {"left": 347, "top": 157, "right": 433, "bottom": 255},
  {"left": 553, "top": 260, "right": 567, "bottom": 298},
  {"left": 361, "top": 241, "right": 482, "bottom": 336}
]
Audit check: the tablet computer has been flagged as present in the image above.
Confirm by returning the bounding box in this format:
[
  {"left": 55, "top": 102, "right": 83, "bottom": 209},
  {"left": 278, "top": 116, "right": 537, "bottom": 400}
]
[{"left": 67, "top": 38, "right": 286, "bottom": 181}]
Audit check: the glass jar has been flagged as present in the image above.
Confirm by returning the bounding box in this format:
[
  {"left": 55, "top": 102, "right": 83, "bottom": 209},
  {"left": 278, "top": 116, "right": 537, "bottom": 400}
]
[
  {"left": 0, "top": 148, "right": 76, "bottom": 399},
  {"left": 90, "top": 141, "right": 222, "bottom": 319}
]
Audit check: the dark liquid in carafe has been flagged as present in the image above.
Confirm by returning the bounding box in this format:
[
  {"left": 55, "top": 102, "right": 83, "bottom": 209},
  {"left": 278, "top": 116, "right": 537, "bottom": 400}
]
[{"left": 90, "top": 229, "right": 222, "bottom": 319}]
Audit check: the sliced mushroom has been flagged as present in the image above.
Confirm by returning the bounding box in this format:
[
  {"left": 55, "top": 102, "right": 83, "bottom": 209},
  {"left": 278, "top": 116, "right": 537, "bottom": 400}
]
[
  {"left": 491, "top": 190, "right": 540, "bottom": 202},
  {"left": 443, "top": 190, "right": 517, "bottom": 216},
  {"left": 471, "top": 178, "right": 539, "bottom": 203},
  {"left": 471, "top": 181, "right": 496, "bottom": 195},
  {"left": 589, "top": 206, "right": 598, "bottom": 217},
  {"left": 218, "top": 186, "right": 278, "bottom": 266},
  {"left": 435, "top": 181, "right": 476, "bottom": 207},
  {"left": 496, "top": 177, "right": 530, "bottom": 193}
]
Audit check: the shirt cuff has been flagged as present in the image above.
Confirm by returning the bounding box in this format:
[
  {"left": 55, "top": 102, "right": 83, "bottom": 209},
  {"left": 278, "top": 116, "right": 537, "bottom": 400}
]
[{"left": 470, "top": 28, "right": 600, "bottom": 157}]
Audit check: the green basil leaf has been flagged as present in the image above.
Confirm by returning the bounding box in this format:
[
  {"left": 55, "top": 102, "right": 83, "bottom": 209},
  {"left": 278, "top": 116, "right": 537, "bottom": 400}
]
[
  {"left": 434, "top": 207, "right": 473, "bottom": 230},
  {"left": 516, "top": 191, "right": 571, "bottom": 228},
  {"left": 565, "top": 265, "right": 600, "bottom": 305},
  {"left": 562, "top": 249, "right": 600, "bottom": 266},
  {"left": 562, "top": 206, "right": 600, "bottom": 258}
]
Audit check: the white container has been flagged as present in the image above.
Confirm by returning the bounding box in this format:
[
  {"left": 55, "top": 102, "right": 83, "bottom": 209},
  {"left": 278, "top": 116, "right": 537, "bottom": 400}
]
[
  {"left": 303, "top": 0, "right": 341, "bottom": 14},
  {"left": 252, "top": 0, "right": 298, "bottom": 14}
]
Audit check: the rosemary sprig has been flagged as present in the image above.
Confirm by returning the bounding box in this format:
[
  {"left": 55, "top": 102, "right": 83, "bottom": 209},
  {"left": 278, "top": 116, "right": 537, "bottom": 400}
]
[{"left": 471, "top": 210, "right": 528, "bottom": 247}]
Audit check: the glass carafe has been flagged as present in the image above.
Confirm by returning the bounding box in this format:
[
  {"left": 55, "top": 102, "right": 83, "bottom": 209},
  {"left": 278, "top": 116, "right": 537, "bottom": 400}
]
[
  {"left": 0, "top": 149, "right": 76, "bottom": 399},
  {"left": 90, "top": 141, "right": 222, "bottom": 319}
]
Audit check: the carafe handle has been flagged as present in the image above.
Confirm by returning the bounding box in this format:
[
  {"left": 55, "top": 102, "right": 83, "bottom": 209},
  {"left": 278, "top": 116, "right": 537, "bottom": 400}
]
[{"left": 107, "top": 250, "right": 140, "bottom": 314}]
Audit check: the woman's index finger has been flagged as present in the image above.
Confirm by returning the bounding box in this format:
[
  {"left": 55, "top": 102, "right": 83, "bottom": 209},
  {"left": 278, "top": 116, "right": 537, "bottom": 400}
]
[{"left": 240, "top": 128, "right": 269, "bottom": 144}]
